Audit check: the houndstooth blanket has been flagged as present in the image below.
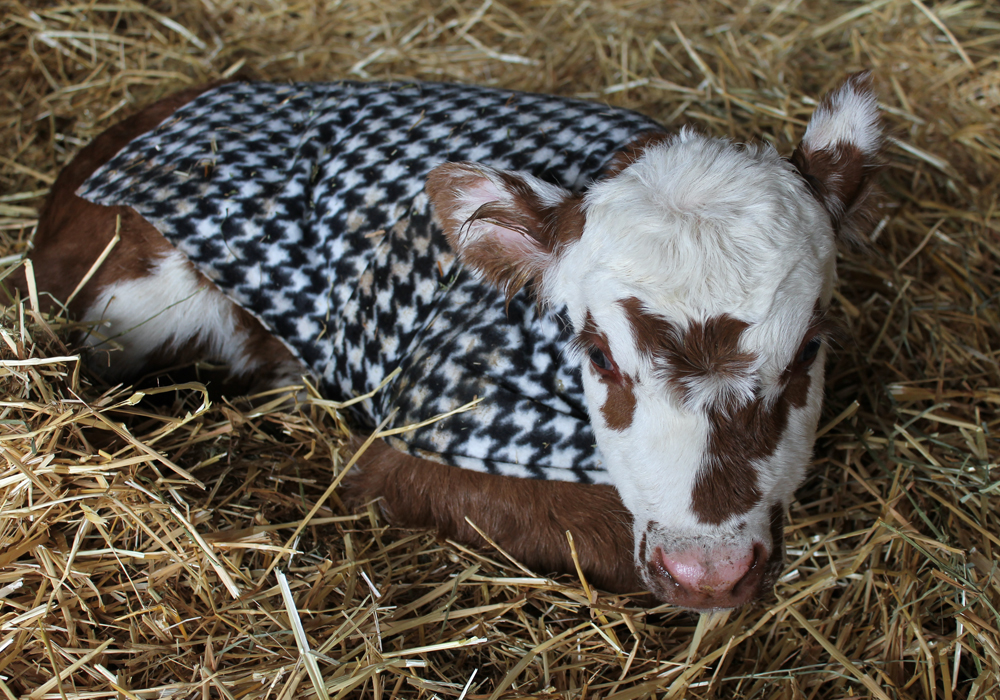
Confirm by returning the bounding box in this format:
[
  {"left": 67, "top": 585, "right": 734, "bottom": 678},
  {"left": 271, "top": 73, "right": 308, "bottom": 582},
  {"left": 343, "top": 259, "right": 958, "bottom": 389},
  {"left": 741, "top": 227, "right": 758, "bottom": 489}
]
[{"left": 78, "top": 80, "right": 662, "bottom": 483}]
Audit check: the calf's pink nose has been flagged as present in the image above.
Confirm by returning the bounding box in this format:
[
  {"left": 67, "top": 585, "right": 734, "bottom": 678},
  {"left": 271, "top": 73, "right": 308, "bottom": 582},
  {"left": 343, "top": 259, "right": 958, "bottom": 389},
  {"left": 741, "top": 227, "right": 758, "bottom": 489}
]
[{"left": 660, "top": 545, "right": 758, "bottom": 599}]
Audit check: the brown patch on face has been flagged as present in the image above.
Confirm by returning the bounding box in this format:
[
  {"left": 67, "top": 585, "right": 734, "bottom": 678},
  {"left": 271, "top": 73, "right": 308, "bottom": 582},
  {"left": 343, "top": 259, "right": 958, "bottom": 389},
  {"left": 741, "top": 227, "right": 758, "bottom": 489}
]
[
  {"left": 602, "top": 130, "right": 673, "bottom": 179},
  {"left": 617, "top": 297, "right": 763, "bottom": 523},
  {"left": 426, "top": 164, "right": 585, "bottom": 303},
  {"left": 619, "top": 296, "right": 673, "bottom": 357},
  {"left": 618, "top": 298, "right": 827, "bottom": 525},
  {"left": 693, "top": 329, "right": 825, "bottom": 524},
  {"left": 620, "top": 297, "right": 755, "bottom": 406},
  {"left": 782, "top": 307, "right": 837, "bottom": 409},
  {"left": 602, "top": 373, "right": 636, "bottom": 431},
  {"left": 782, "top": 359, "right": 813, "bottom": 409},
  {"left": 694, "top": 400, "right": 770, "bottom": 525},
  {"left": 665, "top": 316, "right": 755, "bottom": 403},
  {"left": 576, "top": 312, "right": 636, "bottom": 431}
]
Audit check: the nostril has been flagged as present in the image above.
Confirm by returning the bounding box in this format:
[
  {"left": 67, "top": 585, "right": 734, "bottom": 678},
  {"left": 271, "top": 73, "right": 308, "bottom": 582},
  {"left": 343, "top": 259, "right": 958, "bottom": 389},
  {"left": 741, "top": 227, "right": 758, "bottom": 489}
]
[
  {"left": 752, "top": 542, "right": 767, "bottom": 570},
  {"left": 731, "top": 543, "right": 768, "bottom": 594}
]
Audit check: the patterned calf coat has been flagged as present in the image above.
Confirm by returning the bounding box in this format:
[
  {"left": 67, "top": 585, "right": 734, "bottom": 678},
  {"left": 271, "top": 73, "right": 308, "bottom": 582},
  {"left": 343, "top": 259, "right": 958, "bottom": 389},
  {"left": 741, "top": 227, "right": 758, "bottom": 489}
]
[{"left": 79, "top": 80, "right": 661, "bottom": 482}]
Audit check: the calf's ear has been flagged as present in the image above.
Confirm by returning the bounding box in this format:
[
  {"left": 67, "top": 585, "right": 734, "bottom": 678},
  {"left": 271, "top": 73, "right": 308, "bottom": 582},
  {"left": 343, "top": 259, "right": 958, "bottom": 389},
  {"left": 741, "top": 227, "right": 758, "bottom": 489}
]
[
  {"left": 790, "top": 72, "right": 885, "bottom": 247},
  {"left": 426, "top": 162, "right": 584, "bottom": 303}
]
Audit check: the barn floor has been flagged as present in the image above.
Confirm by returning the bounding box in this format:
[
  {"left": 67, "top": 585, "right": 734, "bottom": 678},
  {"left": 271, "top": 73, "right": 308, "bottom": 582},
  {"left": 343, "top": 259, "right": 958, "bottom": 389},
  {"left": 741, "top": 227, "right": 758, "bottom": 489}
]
[{"left": 1, "top": 1, "right": 999, "bottom": 698}]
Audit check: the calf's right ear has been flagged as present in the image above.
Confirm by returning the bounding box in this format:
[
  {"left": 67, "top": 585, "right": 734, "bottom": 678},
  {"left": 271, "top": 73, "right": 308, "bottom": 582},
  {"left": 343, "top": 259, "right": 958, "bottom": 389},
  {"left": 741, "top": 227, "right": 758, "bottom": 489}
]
[
  {"left": 426, "top": 162, "right": 584, "bottom": 303},
  {"left": 790, "top": 72, "right": 885, "bottom": 247}
]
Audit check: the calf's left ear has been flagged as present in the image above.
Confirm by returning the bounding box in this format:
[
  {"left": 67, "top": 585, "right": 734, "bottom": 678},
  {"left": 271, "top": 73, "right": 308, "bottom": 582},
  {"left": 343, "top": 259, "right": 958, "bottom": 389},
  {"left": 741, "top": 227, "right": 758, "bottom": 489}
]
[
  {"left": 426, "top": 162, "right": 584, "bottom": 303},
  {"left": 791, "top": 72, "right": 885, "bottom": 247}
]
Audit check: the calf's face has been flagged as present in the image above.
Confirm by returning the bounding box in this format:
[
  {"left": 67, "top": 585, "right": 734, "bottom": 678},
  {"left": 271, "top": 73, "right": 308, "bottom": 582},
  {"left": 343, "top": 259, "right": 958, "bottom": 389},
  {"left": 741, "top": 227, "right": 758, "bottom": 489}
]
[{"left": 427, "top": 74, "right": 883, "bottom": 609}]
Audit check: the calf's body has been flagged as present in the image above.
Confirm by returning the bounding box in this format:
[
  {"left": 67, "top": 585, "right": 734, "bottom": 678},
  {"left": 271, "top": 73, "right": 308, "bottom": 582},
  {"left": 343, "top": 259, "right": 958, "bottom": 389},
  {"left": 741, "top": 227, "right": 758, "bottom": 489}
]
[{"left": 20, "top": 77, "right": 883, "bottom": 609}]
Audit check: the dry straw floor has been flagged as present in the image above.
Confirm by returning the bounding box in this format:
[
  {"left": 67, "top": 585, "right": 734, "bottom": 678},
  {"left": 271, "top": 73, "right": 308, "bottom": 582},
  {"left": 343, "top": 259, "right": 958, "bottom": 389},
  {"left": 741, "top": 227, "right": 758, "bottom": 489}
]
[{"left": 1, "top": 0, "right": 998, "bottom": 698}]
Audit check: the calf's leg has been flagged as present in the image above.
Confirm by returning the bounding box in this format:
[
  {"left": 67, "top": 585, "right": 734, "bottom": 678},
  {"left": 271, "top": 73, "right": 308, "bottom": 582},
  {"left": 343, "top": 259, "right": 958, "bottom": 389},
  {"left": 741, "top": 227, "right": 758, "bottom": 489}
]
[{"left": 345, "top": 439, "right": 640, "bottom": 594}]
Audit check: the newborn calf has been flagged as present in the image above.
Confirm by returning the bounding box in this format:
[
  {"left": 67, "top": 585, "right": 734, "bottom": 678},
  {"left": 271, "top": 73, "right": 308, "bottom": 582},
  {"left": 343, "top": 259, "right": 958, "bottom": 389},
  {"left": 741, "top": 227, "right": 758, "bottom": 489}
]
[{"left": 22, "top": 75, "right": 882, "bottom": 609}]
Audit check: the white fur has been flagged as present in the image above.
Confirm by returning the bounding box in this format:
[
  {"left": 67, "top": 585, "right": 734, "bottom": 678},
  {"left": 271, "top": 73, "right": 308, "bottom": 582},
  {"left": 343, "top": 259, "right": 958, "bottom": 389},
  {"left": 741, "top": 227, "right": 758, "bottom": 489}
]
[
  {"left": 85, "top": 76, "right": 879, "bottom": 608},
  {"left": 442, "top": 97, "right": 874, "bottom": 596},
  {"left": 436, "top": 78, "right": 883, "bottom": 607},
  {"left": 802, "top": 76, "right": 881, "bottom": 155},
  {"left": 440, "top": 128, "right": 842, "bottom": 573},
  {"left": 81, "top": 250, "right": 263, "bottom": 381}
]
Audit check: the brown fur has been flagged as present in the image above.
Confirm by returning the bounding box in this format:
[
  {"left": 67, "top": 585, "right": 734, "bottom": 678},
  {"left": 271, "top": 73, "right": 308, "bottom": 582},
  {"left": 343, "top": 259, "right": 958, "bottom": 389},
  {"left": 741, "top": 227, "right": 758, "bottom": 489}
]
[
  {"left": 425, "top": 164, "right": 487, "bottom": 236},
  {"left": 663, "top": 316, "right": 755, "bottom": 402},
  {"left": 25, "top": 80, "right": 861, "bottom": 602},
  {"left": 601, "top": 373, "right": 637, "bottom": 432},
  {"left": 617, "top": 296, "right": 824, "bottom": 525},
  {"left": 621, "top": 297, "right": 756, "bottom": 407},
  {"left": 343, "top": 438, "right": 640, "bottom": 593},
  {"left": 694, "top": 401, "right": 768, "bottom": 525},
  {"left": 132, "top": 302, "right": 303, "bottom": 396},
  {"left": 573, "top": 310, "right": 609, "bottom": 356},
  {"left": 572, "top": 311, "right": 637, "bottom": 431},
  {"left": 782, "top": 342, "right": 817, "bottom": 409},
  {"left": 23, "top": 83, "right": 228, "bottom": 317},
  {"left": 693, "top": 352, "right": 817, "bottom": 525},
  {"left": 691, "top": 312, "right": 829, "bottom": 525},
  {"left": 619, "top": 296, "right": 674, "bottom": 359}
]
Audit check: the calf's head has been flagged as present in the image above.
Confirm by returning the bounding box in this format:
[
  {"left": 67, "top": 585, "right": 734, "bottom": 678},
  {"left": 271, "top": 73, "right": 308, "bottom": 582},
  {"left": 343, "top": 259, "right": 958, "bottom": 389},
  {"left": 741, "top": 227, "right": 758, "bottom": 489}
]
[{"left": 427, "top": 74, "right": 883, "bottom": 609}]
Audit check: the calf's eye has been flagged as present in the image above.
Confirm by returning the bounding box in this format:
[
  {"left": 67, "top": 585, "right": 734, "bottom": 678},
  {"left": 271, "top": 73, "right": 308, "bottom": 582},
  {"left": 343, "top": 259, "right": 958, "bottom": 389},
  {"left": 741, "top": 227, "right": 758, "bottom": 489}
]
[
  {"left": 798, "top": 337, "right": 822, "bottom": 365},
  {"left": 589, "top": 347, "right": 615, "bottom": 373}
]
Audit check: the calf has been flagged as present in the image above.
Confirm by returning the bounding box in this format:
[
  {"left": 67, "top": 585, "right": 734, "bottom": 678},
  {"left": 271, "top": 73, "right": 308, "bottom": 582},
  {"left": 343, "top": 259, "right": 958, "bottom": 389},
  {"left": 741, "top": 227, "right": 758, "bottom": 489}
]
[{"left": 19, "top": 75, "right": 882, "bottom": 609}]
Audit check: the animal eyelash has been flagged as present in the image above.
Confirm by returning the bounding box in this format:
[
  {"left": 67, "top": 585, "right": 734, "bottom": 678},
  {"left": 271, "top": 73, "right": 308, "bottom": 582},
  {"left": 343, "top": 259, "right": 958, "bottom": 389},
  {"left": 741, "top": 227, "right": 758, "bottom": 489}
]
[
  {"left": 567, "top": 330, "right": 603, "bottom": 360},
  {"left": 809, "top": 315, "right": 846, "bottom": 346}
]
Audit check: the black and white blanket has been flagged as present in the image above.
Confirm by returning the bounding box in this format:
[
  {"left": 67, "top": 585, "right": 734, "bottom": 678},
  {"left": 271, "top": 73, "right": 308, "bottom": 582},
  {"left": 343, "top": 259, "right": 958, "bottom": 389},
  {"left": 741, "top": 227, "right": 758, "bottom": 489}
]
[{"left": 78, "top": 80, "right": 661, "bottom": 483}]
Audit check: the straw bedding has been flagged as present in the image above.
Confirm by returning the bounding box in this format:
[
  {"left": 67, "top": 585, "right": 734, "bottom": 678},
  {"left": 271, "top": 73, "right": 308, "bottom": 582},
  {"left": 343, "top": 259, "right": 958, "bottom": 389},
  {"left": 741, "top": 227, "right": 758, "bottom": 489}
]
[{"left": 1, "top": 1, "right": 998, "bottom": 698}]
